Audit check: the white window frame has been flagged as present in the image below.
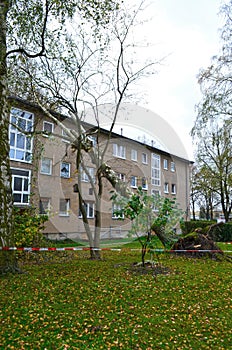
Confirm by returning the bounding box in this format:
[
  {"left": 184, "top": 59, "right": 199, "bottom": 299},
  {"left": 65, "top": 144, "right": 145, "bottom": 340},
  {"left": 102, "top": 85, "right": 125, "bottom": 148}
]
[
  {"left": 142, "top": 153, "right": 148, "bottom": 164},
  {"left": 151, "top": 189, "right": 160, "bottom": 212},
  {"left": 142, "top": 177, "right": 148, "bottom": 190},
  {"left": 60, "top": 162, "right": 71, "bottom": 178},
  {"left": 41, "top": 157, "right": 52, "bottom": 175},
  {"left": 163, "top": 159, "right": 168, "bottom": 170},
  {"left": 117, "top": 173, "right": 126, "bottom": 182},
  {"left": 151, "top": 189, "right": 160, "bottom": 196},
  {"left": 59, "top": 199, "right": 70, "bottom": 216},
  {"left": 39, "top": 197, "right": 51, "bottom": 215},
  {"left": 171, "top": 162, "right": 175, "bottom": 172},
  {"left": 43, "top": 121, "right": 54, "bottom": 136},
  {"left": 62, "top": 129, "right": 70, "bottom": 143},
  {"left": 88, "top": 135, "right": 97, "bottom": 147},
  {"left": 79, "top": 202, "right": 95, "bottom": 219},
  {"left": 131, "top": 149, "right": 137, "bottom": 161},
  {"left": 113, "top": 143, "right": 126, "bottom": 159},
  {"left": 9, "top": 108, "right": 34, "bottom": 163},
  {"left": 151, "top": 153, "right": 160, "bottom": 186},
  {"left": 112, "top": 203, "right": 124, "bottom": 219},
  {"left": 164, "top": 182, "right": 169, "bottom": 194},
  {"left": 130, "top": 176, "right": 137, "bottom": 188},
  {"left": 11, "top": 168, "right": 31, "bottom": 205},
  {"left": 81, "top": 167, "right": 95, "bottom": 183},
  {"left": 171, "top": 184, "right": 176, "bottom": 194}
]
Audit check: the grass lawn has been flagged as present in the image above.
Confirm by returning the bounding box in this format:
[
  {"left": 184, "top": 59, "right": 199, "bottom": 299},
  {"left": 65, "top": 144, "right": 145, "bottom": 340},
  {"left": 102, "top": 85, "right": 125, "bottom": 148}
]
[{"left": 0, "top": 249, "right": 231, "bottom": 349}]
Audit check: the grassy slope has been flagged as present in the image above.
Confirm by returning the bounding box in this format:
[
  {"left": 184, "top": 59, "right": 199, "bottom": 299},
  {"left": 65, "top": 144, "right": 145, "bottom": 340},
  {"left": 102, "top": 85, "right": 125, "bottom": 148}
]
[{"left": 0, "top": 250, "right": 231, "bottom": 349}]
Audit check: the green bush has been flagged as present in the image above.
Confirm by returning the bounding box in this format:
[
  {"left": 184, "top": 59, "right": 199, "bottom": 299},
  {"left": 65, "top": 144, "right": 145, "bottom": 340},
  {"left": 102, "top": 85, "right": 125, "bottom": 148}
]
[
  {"left": 209, "top": 223, "right": 232, "bottom": 242},
  {"left": 181, "top": 220, "right": 232, "bottom": 242},
  {"left": 13, "top": 207, "right": 48, "bottom": 247},
  {"left": 181, "top": 220, "right": 216, "bottom": 235}
]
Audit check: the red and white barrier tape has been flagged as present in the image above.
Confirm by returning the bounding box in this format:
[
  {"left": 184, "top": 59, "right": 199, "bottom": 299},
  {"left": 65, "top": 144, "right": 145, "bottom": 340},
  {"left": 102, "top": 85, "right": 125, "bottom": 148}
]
[{"left": 0, "top": 247, "right": 231, "bottom": 253}]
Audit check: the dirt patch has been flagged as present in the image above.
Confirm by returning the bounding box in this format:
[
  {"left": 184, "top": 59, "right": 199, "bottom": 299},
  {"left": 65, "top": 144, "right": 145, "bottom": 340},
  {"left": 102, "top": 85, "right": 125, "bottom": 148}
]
[{"left": 114, "top": 261, "right": 173, "bottom": 276}]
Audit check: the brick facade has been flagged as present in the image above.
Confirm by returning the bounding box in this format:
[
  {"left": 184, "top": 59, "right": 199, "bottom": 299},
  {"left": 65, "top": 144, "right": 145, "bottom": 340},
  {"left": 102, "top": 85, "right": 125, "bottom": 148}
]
[{"left": 9, "top": 98, "right": 192, "bottom": 240}]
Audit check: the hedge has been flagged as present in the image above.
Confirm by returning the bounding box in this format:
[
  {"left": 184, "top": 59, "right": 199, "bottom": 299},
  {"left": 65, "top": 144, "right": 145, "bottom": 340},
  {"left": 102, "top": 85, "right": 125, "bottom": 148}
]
[{"left": 181, "top": 220, "right": 232, "bottom": 242}]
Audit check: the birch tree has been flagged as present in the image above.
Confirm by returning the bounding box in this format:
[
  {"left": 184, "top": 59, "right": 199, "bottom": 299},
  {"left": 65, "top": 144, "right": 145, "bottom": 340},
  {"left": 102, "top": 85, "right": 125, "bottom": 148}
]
[
  {"left": 194, "top": 0, "right": 232, "bottom": 131},
  {"left": 0, "top": 0, "right": 121, "bottom": 273},
  {"left": 193, "top": 122, "right": 232, "bottom": 222},
  {"left": 12, "top": 2, "right": 156, "bottom": 259}
]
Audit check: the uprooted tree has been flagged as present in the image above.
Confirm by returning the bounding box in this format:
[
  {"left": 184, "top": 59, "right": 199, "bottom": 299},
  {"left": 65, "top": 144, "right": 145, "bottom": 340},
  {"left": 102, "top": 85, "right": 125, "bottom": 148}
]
[
  {"left": 0, "top": 0, "right": 125, "bottom": 273},
  {"left": 112, "top": 187, "right": 183, "bottom": 266}
]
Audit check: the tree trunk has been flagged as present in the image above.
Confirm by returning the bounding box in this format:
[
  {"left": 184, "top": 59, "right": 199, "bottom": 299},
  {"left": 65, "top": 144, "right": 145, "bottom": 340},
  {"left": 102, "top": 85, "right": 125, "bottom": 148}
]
[
  {"left": 192, "top": 199, "right": 196, "bottom": 220},
  {"left": 77, "top": 188, "right": 95, "bottom": 259},
  {"left": 152, "top": 225, "right": 177, "bottom": 248},
  {"left": 0, "top": 0, "right": 19, "bottom": 273},
  {"left": 93, "top": 194, "right": 102, "bottom": 260},
  {"left": 141, "top": 245, "right": 146, "bottom": 267}
]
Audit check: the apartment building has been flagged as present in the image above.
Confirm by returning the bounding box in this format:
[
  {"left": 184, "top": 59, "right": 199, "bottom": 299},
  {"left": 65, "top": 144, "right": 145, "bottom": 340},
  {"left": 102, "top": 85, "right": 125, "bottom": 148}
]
[{"left": 9, "top": 97, "right": 191, "bottom": 240}]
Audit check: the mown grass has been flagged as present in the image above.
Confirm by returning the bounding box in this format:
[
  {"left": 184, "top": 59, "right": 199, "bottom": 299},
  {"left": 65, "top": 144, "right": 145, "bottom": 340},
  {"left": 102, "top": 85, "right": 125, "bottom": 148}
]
[{"left": 0, "top": 250, "right": 231, "bottom": 349}]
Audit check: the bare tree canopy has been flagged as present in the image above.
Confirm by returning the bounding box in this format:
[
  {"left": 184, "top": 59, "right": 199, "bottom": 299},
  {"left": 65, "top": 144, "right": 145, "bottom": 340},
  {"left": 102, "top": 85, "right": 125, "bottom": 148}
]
[
  {"left": 193, "top": 0, "right": 232, "bottom": 133},
  {"left": 0, "top": 0, "right": 129, "bottom": 272},
  {"left": 1, "top": 0, "right": 158, "bottom": 268},
  {"left": 191, "top": 1, "right": 232, "bottom": 223}
]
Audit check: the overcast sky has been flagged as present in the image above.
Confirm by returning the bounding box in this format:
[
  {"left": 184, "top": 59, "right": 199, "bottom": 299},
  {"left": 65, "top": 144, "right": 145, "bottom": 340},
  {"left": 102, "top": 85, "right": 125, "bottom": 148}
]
[{"left": 130, "top": 0, "right": 223, "bottom": 159}]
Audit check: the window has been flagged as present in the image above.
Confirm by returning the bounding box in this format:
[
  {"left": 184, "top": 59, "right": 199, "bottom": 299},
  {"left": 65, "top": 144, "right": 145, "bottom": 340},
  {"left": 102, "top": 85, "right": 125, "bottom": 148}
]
[
  {"left": 117, "top": 173, "right": 126, "bottom": 182},
  {"left": 112, "top": 203, "right": 124, "bottom": 219},
  {"left": 79, "top": 202, "right": 94, "bottom": 219},
  {"left": 164, "top": 182, "right": 169, "bottom": 193},
  {"left": 41, "top": 157, "right": 52, "bottom": 175},
  {"left": 151, "top": 153, "right": 160, "bottom": 186},
  {"left": 62, "top": 129, "right": 70, "bottom": 143},
  {"left": 142, "top": 153, "right": 148, "bottom": 164},
  {"left": 39, "top": 198, "right": 51, "bottom": 214},
  {"left": 113, "top": 143, "right": 126, "bottom": 159},
  {"left": 60, "top": 162, "right": 70, "bottom": 178},
  {"left": 131, "top": 149, "right": 137, "bottom": 161},
  {"left": 88, "top": 135, "right": 97, "bottom": 147},
  {"left": 11, "top": 168, "right": 30, "bottom": 205},
  {"left": 81, "top": 167, "right": 95, "bottom": 183},
  {"left": 151, "top": 189, "right": 160, "bottom": 197},
  {"left": 59, "top": 199, "right": 70, "bottom": 216},
  {"left": 171, "top": 184, "right": 176, "bottom": 194},
  {"left": 163, "top": 159, "right": 168, "bottom": 170},
  {"left": 9, "top": 108, "right": 33, "bottom": 163},
  {"left": 142, "top": 177, "right": 148, "bottom": 190},
  {"left": 171, "top": 162, "right": 175, "bottom": 172},
  {"left": 130, "top": 176, "right": 137, "bottom": 188},
  {"left": 151, "top": 189, "right": 160, "bottom": 211},
  {"left": 43, "top": 121, "right": 54, "bottom": 135}
]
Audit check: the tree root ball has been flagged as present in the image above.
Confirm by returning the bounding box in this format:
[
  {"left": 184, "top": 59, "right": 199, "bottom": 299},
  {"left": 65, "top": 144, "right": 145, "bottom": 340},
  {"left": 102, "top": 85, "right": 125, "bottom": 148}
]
[{"left": 172, "top": 231, "right": 223, "bottom": 259}]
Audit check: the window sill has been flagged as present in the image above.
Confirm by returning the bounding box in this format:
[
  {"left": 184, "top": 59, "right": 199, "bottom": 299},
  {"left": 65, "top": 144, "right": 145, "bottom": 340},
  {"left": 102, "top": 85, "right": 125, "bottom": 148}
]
[{"left": 113, "top": 155, "right": 126, "bottom": 159}]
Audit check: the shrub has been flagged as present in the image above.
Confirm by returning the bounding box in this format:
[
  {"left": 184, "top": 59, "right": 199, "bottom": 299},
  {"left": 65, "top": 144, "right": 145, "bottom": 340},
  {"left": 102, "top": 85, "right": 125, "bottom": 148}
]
[
  {"left": 13, "top": 207, "right": 48, "bottom": 247},
  {"left": 181, "top": 220, "right": 232, "bottom": 242},
  {"left": 208, "top": 223, "right": 232, "bottom": 242},
  {"left": 181, "top": 220, "right": 216, "bottom": 236}
]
